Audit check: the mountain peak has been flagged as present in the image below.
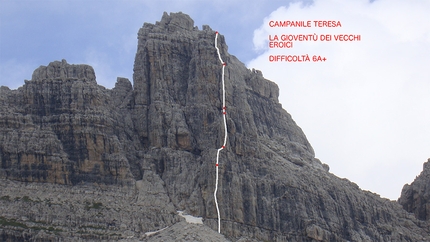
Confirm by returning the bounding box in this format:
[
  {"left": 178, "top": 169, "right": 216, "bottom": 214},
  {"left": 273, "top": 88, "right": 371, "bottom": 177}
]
[
  {"left": 0, "top": 12, "right": 429, "bottom": 241},
  {"left": 31, "top": 59, "right": 96, "bottom": 83},
  {"left": 158, "top": 12, "right": 195, "bottom": 31}
]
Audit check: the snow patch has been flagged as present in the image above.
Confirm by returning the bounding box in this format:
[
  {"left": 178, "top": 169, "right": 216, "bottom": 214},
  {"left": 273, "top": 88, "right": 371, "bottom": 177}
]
[
  {"left": 145, "top": 226, "right": 168, "bottom": 236},
  {"left": 177, "top": 210, "right": 203, "bottom": 224}
]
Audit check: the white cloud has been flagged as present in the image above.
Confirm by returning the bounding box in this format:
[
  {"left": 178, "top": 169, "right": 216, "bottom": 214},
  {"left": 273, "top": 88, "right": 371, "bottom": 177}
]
[{"left": 247, "top": 0, "right": 430, "bottom": 200}]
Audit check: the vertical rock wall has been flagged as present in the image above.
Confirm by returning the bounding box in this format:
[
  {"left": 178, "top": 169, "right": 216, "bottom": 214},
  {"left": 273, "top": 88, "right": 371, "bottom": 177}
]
[
  {"left": 0, "top": 11, "right": 428, "bottom": 241},
  {"left": 399, "top": 159, "right": 430, "bottom": 221}
]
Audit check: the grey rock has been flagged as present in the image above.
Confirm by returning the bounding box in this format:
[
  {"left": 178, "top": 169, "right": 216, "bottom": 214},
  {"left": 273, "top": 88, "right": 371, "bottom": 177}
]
[
  {"left": 31, "top": 59, "right": 96, "bottom": 83},
  {"left": 399, "top": 159, "right": 430, "bottom": 221},
  {"left": 142, "top": 221, "right": 230, "bottom": 242},
  {"left": 0, "top": 11, "right": 429, "bottom": 241},
  {"left": 0, "top": 59, "right": 135, "bottom": 185}
]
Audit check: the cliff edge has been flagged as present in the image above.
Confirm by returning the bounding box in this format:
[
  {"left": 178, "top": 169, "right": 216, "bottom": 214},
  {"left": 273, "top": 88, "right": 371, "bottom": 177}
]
[{"left": 399, "top": 159, "right": 430, "bottom": 221}]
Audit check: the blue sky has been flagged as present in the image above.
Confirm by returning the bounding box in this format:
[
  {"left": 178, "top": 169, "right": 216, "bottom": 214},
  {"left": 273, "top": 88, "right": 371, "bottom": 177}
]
[
  {"left": 1, "top": 0, "right": 429, "bottom": 200},
  {"left": 1, "top": 0, "right": 311, "bottom": 88}
]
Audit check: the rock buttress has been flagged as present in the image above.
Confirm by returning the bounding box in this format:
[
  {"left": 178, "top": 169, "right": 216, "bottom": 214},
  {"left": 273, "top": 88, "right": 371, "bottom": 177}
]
[
  {"left": 399, "top": 159, "right": 430, "bottom": 221},
  {"left": 130, "top": 12, "right": 429, "bottom": 241}
]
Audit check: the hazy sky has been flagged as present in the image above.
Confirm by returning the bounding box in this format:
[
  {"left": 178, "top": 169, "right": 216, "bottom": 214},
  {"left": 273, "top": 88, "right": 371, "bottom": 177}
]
[{"left": 1, "top": 0, "right": 429, "bottom": 200}]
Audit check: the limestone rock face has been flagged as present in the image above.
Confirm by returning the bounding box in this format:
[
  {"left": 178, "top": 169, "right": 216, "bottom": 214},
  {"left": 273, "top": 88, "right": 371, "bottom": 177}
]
[
  {"left": 145, "top": 221, "right": 230, "bottom": 242},
  {"left": 399, "top": 159, "right": 430, "bottom": 221},
  {"left": 0, "top": 59, "right": 134, "bottom": 185},
  {"left": 0, "top": 12, "right": 429, "bottom": 241}
]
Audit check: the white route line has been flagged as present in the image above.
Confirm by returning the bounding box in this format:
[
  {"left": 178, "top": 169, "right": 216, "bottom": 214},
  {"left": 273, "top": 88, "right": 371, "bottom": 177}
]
[{"left": 214, "top": 31, "right": 227, "bottom": 234}]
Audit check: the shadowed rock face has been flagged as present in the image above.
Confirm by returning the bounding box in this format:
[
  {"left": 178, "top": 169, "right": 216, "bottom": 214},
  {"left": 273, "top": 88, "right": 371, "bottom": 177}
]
[
  {"left": 0, "top": 12, "right": 429, "bottom": 241},
  {"left": 399, "top": 159, "right": 430, "bottom": 221}
]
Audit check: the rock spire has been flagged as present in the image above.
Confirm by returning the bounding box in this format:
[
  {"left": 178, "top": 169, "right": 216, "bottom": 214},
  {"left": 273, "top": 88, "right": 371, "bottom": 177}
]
[{"left": 0, "top": 12, "right": 429, "bottom": 241}]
